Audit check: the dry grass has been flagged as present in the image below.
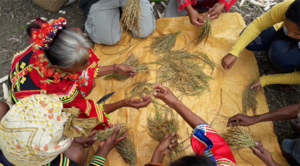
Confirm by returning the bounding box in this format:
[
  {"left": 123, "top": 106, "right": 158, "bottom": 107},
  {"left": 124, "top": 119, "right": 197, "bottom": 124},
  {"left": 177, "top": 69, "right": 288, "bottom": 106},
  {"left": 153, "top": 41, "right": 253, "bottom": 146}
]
[
  {"left": 223, "top": 127, "right": 256, "bottom": 150},
  {"left": 195, "top": 16, "right": 211, "bottom": 45},
  {"left": 104, "top": 54, "right": 148, "bottom": 80},
  {"left": 94, "top": 124, "right": 128, "bottom": 141},
  {"left": 242, "top": 82, "right": 258, "bottom": 115},
  {"left": 147, "top": 108, "right": 185, "bottom": 161},
  {"left": 120, "top": 0, "right": 141, "bottom": 37},
  {"left": 149, "top": 31, "right": 181, "bottom": 55},
  {"left": 125, "top": 80, "right": 154, "bottom": 98},
  {"left": 116, "top": 137, "right": 136, "bottom": 166},
  {"left": 151, "top": 51, "right": 216, "bottom": 96}
]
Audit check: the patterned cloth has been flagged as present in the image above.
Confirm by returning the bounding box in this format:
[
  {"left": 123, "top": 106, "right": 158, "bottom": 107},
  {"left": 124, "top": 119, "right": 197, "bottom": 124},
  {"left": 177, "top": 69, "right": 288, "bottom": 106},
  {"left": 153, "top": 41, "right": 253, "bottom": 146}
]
[
  {"left": 176, "top": 0, "right": 236, "bottom": 12},
  {"left": 191, "top": 124, "right": 237, "bottom": 166},
  {"left": 0, "top": 94, "right": 73, "bottom": 166},
  {"left": 8, "top": 46, "right": 110, "bottom": 130}
]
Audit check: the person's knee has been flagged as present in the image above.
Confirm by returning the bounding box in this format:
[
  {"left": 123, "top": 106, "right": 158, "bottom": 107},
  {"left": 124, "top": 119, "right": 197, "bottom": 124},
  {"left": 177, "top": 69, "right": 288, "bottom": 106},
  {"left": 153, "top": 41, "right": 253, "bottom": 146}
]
[
  {"left": 0, "top": 102, "right": 9, "bottom": 120},
  {"left": 64, "top": 142, "right": 84, "bottom": 166},
  {"left": 269, "top": 40, "right": 296, "bottom": 72}
]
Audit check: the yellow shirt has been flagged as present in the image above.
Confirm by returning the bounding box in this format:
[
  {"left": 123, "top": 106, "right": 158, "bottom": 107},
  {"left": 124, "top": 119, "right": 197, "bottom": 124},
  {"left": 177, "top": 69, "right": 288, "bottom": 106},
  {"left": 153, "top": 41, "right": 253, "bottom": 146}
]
[{"left": 229, "top": 0, "right": 297, "bottom": 87}]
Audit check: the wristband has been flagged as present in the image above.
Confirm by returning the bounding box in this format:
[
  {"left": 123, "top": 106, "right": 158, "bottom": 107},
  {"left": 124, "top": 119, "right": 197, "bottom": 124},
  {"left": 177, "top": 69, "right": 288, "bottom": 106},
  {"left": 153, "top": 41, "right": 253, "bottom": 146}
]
[{"left": 114, "top": 63, "right": 118, "bottom": 73}]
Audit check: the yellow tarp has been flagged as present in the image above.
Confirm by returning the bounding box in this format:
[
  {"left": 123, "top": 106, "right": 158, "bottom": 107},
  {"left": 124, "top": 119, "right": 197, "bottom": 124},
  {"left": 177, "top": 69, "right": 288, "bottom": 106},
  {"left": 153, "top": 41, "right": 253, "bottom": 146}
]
[{"left": 86, "top": 13, "right": 289, "bottom": 166}]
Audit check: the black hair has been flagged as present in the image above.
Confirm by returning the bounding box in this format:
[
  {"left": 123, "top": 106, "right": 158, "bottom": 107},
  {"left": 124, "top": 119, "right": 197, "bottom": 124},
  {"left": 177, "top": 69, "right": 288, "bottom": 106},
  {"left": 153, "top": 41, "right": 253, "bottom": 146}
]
[
  {"left": 285, "top": 0, "right": 300, "bottom": 28},
  {"left": 170, "top": 155, "right": 215, "bottom": 166}
]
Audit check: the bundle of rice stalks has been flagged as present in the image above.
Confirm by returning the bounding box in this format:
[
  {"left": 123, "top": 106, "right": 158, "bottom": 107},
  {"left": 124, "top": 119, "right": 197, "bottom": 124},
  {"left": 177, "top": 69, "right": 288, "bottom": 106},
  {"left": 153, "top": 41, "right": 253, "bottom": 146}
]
[
  {"left": 195, "top": 15, "right": 211, "bottom": 45},
  {"left": 152, "top": 51, "right": 214, "bottom": 96},
  {"left": 149, "top": 31, "right": 181, "bottom": 55},
  {"left": 120, "top": 0, "right": 141, "bottom": 37},
  {"left": 125, "top": 80, "right": 154, "bottom": 98},
  {"left": 147, "top": 109, "right": 185, "bottom": 161},
  {"left": 104, "top": 54, "right": 148, "bottom": 80},
  {"left": 242, "top": 82, "right": 258, "bottom": 115},
  {"left": 147, "top": 108, "right": 179, "bottom": 142},
  {"left": 116, "top": 137, "right": 136, "bottom": 166},
  {"left": 93, "top": 123, "right": 128, "bottom": 141},
  {"left": 223, "top": 127, "right": 256, "bottom": 150}
]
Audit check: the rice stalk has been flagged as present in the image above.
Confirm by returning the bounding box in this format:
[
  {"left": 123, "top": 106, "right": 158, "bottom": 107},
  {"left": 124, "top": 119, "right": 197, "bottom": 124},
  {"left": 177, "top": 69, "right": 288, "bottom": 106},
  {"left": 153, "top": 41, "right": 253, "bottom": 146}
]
[
  {"left": 104, "top": 53, "right": 149, "bottom": 80},
  {"left": 116, "top": 137, "right": 136, "bottom": 166},
  {"left": 151, "top": 51, "right": 214, "bottom": 96},
  {"left": 223, "top": 127, "right": 256, "bottom": 150},
  {"left": 242, "top": 82, "right": 258, "bottom": 115},
  {"left": 147, "top": 108, "right": 180, "bottom": 141},
  {"left": 149, "top": 31, "right": 181, "bottom": 54},
  {"left": 125, "top": 80, "right": 154, "bottom": 98},
  {"left": 195, "top": 15, "right": 211, "bottom": 45},
  {"left": 93, "top": 124, "right": 128, "bottom": 141},
  {"left": 120, "top": 0, "right": 141, "bottom": 37}
]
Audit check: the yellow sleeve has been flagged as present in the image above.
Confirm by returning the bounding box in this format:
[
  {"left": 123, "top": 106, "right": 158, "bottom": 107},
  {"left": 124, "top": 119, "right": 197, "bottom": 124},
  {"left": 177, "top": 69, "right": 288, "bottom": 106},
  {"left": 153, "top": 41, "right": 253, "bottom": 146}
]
[
  {"left": 229, "top": 0, "right": 293, "bottom": 57},
  {"left": 260, "top": 71, "right": 300, "bottom": 87}
]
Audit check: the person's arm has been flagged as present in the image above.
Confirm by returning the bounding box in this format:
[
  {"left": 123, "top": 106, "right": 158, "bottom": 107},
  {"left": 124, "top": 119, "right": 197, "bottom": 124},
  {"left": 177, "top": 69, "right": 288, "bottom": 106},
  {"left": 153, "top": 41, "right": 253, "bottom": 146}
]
[
  {"left": 250, "top": 141, "right": 281, "bottom": 166},
  {"left": 227, "top": 104, "right": 299, "bottom": 126},
  {"left": 260, "top": 71, "right": 300, "bottom": 87},
  {"left": 229, "top": 0, "right": 291, "bottom": 57},
  {"left": 221, "top": 0, "right": 292, "bottom": 70},
  {"left": 103, "top": 96, "right": 152, "bottom": 114},
  {"left": 97, "top": 65, "right": 137, "bottom": 78},
  {"left": 153, "top": 85, "right": 206, "bottom": 128},
  {"left": 90, "top": 127, "right": 128, "bottom": 166},
  {"left": 177, "top": 0, "right": 194, "bottom": 12}
]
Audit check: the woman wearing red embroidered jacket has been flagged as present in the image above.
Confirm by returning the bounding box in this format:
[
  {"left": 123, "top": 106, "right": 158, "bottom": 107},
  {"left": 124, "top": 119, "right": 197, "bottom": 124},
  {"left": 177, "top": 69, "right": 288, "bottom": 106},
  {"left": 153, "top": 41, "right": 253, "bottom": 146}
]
[
  {"left": 146, "top": 85, "right": 237, "bottom": 166},
  {"left": 0, "top": 17, "right": 151, "bottom": 164},
  {"left": 164, "top": 0, "right": 236, "bottom": 28}
]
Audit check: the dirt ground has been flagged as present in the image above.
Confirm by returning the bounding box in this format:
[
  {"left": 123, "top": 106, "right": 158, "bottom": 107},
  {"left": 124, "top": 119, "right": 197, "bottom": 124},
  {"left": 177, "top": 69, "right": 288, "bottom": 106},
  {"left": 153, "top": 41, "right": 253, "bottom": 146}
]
[{"left": 0, "top": 0, "right": 299, "bottom": 164}]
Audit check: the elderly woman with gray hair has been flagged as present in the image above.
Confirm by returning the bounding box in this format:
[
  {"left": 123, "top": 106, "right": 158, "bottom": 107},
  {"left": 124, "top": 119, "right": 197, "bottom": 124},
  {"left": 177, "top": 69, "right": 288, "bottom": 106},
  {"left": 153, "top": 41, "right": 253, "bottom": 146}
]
[{"left": 0, "top": 17, "right": 151, "bottom": 165}]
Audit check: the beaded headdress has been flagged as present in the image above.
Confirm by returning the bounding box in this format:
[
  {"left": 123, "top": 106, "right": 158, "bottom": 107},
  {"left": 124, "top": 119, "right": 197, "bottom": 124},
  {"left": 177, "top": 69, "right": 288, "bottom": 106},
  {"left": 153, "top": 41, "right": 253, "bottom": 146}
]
[{"left": 29, "top": 17, "right": 85, "bottom": 94}]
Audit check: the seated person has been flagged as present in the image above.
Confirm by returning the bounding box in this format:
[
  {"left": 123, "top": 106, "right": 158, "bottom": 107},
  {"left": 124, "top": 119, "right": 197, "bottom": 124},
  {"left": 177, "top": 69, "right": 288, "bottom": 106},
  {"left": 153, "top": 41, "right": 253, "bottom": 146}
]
[
  {"left": 0, "top": 94, "right": 127, "bottom": 166},
  {"left": 164, "top": 0, "right": 236, "bottom": 27},
  {"left": 79, "top": 0, "right": 156, "bottom": 45},
  {"left": 228, "top": 103, "right": 300, "bottom": 165},
  {"left": 0, "top": 17, "right": 152, "bottom": 164},
  {"left": 222, "top": 0, "right": 300, "bottom": 92},
  {"left": 147, "top": 85, "right": 237, "bottom": 166}
]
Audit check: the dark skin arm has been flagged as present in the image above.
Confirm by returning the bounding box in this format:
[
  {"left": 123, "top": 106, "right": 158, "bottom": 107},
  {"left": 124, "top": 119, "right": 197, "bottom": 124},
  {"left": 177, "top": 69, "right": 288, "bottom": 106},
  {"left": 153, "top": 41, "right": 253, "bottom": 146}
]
[
  {"left": 153, "top": 85, "right": 206, "bottom": 128},
  {"left": 227, "top": 104, "right": 299, "bottom": 127},
  {"left": 103, "top": 96, "right": 152, "bottom": 114},
  {"left": 97, "top": 65, "right": 137, "bottom": 78}
]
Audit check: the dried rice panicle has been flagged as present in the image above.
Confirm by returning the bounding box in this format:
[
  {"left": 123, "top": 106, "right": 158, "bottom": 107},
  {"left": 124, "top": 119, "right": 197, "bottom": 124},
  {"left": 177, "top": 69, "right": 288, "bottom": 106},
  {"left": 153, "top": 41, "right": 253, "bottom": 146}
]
[
  {"left": 223, "top": 127, "right": 256, "bottom": 150},
  {"left": 147, "top": 108, "right": 185, "bottom": 161},
  {"left": 152, "top": 51, "right": 213, "bottom": 96},
  {"left": 242, "top": 81, "right": 258, "bottom": 115},
  {"left": 116, "top": 137, "right": 136, "bottom": 166},
  {"left": 195, "top": 52, "right": 218, "bottom": 72},
  {"left": 120, "top": 0, "right": 141, "bottom": 37},
  {"left": 150, "top": 31, "right": 181, "bottom": 55},
  {"left": 147, "top": 108, "right": 179, "bottom": 142},
  {"left": 125, "top": 80, "right": 154, "bottom": 98},
  {"left": 104, "top": 53, "right": 149, "bottom": 80},
  {"left": 94, "top": 123, "right": 128, "bottom": 141},
  {"left": 195, "top": 15, "right": 211, "bottom": 45}
]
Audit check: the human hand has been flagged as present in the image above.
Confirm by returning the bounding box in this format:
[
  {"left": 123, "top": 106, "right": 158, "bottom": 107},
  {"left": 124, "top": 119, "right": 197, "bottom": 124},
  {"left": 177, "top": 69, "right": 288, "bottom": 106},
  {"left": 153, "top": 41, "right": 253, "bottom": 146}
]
[
  {"left": 208, "top": 2, "right": 225, "bottom": 20},
  {"left": 124, "top": 96, "right": 152, "bottom": 109},
  {"left": 96, "top": 126, "right": 128, "bottom": 158},
  {"left": 250, "top": 141, "right": 279, "bottom": 166},
  {"left": 186, "top": 5, "right": 206, "bottom": 28},
  {"left": 152, "top": 85, "right": 179, "bottom": 109},
  {"left": 74, "top": 130, "right": 98, "bottom": 148},
  {"left": 117, "top": 64, "right": 137, "bottom": 78},
  {"left": 151, "top": 132, "right": 179, "bottom": 164},
  {"left": 227, "top": 114, "right": 257, "bottom": 127},
  {"left": 221, "top": 53, "right": 237, "bottom": 70},
  {"left": 251, "top": 79, "right": 262, "bottom": 94}
]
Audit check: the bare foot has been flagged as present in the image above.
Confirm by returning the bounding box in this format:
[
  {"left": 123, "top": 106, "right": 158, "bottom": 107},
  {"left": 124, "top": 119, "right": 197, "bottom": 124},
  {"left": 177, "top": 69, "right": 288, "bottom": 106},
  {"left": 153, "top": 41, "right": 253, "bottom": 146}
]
[{"left": 289, "top": 119, "right": 300, "bottom": 133}]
